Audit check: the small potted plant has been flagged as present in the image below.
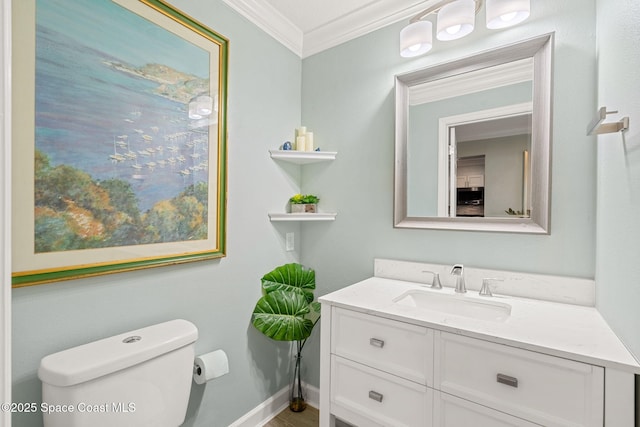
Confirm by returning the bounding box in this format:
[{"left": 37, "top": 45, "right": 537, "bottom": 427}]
[
  {"left": 505, "top": 208, "right": 530, "bottom": 217},
  {"left": 289, "top": 194, "right": 319, "bottom": 213}
]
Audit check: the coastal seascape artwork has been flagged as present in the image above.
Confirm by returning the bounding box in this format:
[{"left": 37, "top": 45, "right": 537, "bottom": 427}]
[{"left": 12, "top": 0, "right": 228, "bottom": 286}]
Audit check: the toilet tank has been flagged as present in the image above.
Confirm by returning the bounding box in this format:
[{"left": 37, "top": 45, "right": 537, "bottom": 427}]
[{"left": 38, "top": 319, "right": 198, "bottom": 427}]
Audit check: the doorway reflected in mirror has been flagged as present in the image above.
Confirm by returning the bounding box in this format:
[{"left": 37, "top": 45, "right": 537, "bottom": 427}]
[{"left": 394, "top": 33, "right": 553, "bottom": 234}]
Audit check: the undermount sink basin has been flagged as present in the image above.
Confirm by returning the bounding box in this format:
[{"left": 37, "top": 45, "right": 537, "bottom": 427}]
[{"left": 393, "top": 289, "right": 512, "bottom": 322}]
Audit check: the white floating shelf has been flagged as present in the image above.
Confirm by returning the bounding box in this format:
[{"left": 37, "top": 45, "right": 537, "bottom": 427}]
[
  {"left": 269, "top": 150, "right": 337, "bottom": 164},
  {"left": 268, "top": 213, "right": 337, "bottom": 222}
]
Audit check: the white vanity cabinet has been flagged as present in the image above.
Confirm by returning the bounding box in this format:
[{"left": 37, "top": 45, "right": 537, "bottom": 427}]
[
  {"left": 329, "top": 308, "right": 433, "bottom": 427},
  {"left": 332, "top": 308, "right": 433, "bottom": 384},
  {"left": 320, "top": 264, "right": 640, "bottom": 427},
  {"left": 321, "top": 306, "right": 607, "bottom": 427},
  {"left": 435, "top": 332, "right": 604, "bottom": 427},
  {"left": 433, "top": 391, "right": 541, "bottom": 427}
]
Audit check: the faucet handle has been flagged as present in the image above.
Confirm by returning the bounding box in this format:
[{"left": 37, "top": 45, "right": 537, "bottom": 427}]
[
  {"left": 431, "top": 273, "right": 443, "bottom": 289},
  {"left": 479, "top": 278, "right": 504, "bottom": 297},
  {"left": 421, "top": 271, "right": 443, "bottom": 289}
]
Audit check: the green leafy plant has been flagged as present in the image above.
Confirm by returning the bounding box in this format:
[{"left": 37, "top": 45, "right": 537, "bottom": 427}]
[
  {"left": 289, "top": 194, "right": 319, "bottom": 204},
  {"left": 251, "top": 263, "right": 320, "bottom": 411}
]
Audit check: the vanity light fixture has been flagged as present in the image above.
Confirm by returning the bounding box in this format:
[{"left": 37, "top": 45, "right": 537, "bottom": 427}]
[
  {"left": 399, "top": 0, "right": 530, "bottom": 58},
  {"left": 486, "top": 0, "right": 530, "bottom": 29},
  {"left": 400, "top": 20, "right": 433, "bottom": 57},
  {"left": 436, "top": 0, "right": 476, "bottom": 41}
]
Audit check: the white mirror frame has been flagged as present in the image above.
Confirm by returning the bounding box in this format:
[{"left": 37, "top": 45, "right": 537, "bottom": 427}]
[{"left": 394, "top": 33, "right": 553, "bottom": 233}]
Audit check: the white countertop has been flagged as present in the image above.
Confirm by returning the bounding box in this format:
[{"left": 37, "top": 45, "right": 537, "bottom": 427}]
[{"left": 319, "top": 277, "right": 640, "bottom": 374}]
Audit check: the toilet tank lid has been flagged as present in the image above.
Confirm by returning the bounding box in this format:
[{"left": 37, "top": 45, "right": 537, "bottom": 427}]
[{"left": 38, "top": 319, "right": 198, "bottom": 387}]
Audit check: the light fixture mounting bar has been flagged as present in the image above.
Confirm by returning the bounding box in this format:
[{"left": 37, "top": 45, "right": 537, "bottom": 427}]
[{"left": 409, "top": 0, "right": 483, "bottom": 24}]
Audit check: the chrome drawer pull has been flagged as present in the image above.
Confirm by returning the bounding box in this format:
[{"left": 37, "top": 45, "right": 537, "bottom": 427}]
[
  {"left": 368, "top": 390, "right": 384, "bottom": 402},
  {"left": 497, "top": 373, "right": 519, "bottom": 388},
  {"left": 369, "top": 338, "right": 385, "bottom": 348}
]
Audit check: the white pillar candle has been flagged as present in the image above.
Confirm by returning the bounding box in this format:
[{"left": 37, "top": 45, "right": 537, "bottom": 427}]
[
  {"left": 296, "top": 136, "right": 306, "bottom": 151},
  {"left": 305, "top": 132, "right": 314, "bottom": 151},
  {"left": 295, "top": 127, "right": 307, "bottom": 151}
]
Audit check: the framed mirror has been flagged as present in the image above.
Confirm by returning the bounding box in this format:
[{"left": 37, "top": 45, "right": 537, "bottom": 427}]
[{"left": 394, "top": 33, "right": 553, "bottom": 233}]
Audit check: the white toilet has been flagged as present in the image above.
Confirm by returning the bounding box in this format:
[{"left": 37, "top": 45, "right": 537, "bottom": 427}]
[{"left": 38, "top": 319, "right": 198, "bottom": 427}]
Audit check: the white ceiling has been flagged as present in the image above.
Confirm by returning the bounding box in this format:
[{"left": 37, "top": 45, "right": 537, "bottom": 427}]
[{"left": 222, "top": 0, "right": 440, "bottom": 58}]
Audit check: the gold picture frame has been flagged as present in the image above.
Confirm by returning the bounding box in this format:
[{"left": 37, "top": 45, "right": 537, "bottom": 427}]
[{"left": 12, "top": 0, "right": 228, "bottom": 287}]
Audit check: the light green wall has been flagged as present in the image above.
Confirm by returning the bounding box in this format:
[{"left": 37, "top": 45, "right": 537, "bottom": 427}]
[
  {"left": 12, "top": 1, "right": 302, "bottom": 426},
  {"left": 595, "top": 0, "right": 640, "bottom": 361},
  {"left": 13, "top": 0, "right": 633, "bottom": 425},
  {"left": 407, "top": 82, "right": 532, "bottom": 216},
  {"left": 301, "top": 0, "right": 598, "bottom": 387}
]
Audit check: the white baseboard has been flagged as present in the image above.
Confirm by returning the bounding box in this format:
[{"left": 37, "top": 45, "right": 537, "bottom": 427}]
[
  {"left": 228, "top": 383, "right": 319, "bottom": 427},
  {"left": 305, "top": 382, "right": 320, "bottom": 409}
]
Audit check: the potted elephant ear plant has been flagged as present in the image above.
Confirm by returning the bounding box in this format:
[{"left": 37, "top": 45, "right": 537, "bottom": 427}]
[{"left": 251, "top": 263, "right": 320, "bottom": 412}]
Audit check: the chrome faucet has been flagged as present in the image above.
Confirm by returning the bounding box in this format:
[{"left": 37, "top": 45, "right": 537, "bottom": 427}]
[{"left": 450, "top": 264, "right": 466, "bottom": 293}]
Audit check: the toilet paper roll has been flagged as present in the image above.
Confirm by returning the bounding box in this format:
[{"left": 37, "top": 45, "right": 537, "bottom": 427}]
[{"left": 193, "top": 350, "right": 229, "bottom": 384}]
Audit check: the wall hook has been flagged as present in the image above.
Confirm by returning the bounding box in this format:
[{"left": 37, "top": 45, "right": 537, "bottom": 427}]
[{"left": 587, "top": 107, "right": 629, "bottom": 135}]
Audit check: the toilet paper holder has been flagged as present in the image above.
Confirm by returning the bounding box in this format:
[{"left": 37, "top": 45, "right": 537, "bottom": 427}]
[{"left": 193, "top": 349, "right": 229, "bottom": 384}]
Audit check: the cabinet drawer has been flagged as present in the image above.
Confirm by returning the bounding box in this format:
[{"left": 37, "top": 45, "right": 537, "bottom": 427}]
[
  {"left": 435, "top": 332, "right": 604, "bottom": 427},
  {"left": 434, "top": 391, "right": 541, "bottom": 426},
  {"left": 332, "top": 307, "right": 433, "bottom": 385},
  {"left": 331, "top": 355, "right": 432, "bottom": 427}
]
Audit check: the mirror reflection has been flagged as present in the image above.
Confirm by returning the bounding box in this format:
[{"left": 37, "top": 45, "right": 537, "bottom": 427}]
[
  {"left": 407, "top": 59, "right": 533, "bottom": 219},
  {"left": 394, "top": 34, "right": 553, "bottom": 233},
  {"left": 453, "top": 114, "right": 532, "bottom": 219}
]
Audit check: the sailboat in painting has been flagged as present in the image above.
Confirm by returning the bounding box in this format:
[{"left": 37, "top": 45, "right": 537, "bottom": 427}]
[{"left": 33, "top": 0, "right": 215, "bottom": 252}]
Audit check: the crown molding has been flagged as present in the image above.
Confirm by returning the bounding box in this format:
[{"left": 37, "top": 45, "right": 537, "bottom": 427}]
[
  {"left": 302, "top": 1, "right": 431, "bottom": 58},
  {"left": 410, "top": 57, "right": 534, "bottom": 105},
  {"left": 222, "top": 0, "right": 303, "bottom": 56},
  {"left": 223, "top": 0, "right": 435, "bottom": 58}
]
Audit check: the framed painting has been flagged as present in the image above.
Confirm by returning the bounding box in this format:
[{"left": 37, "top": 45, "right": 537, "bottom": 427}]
[{"left": 12, "top": 0, "right": 228, "bottom": 287}]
